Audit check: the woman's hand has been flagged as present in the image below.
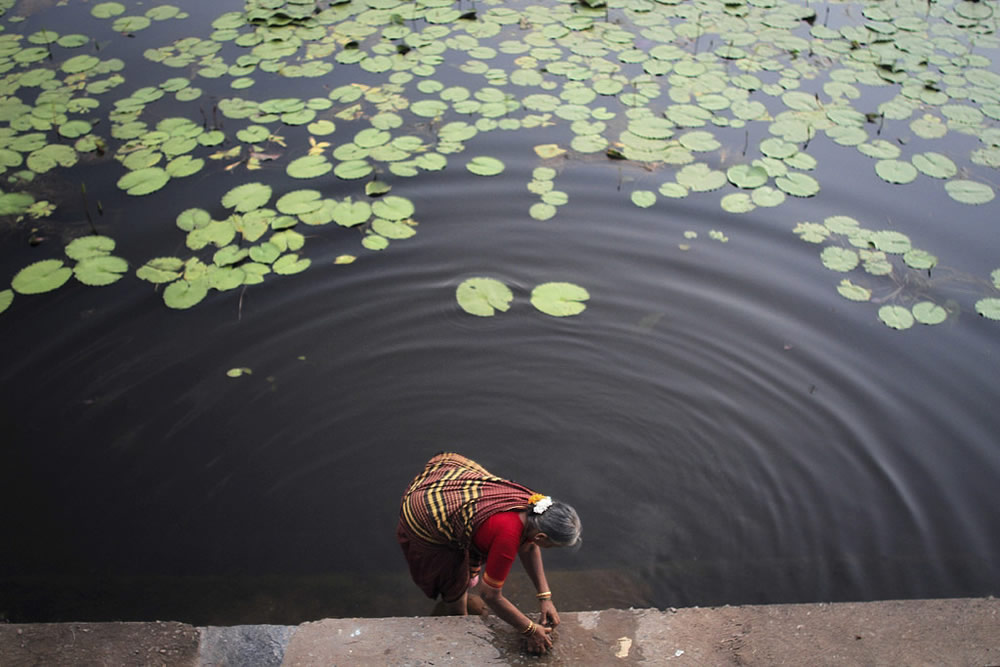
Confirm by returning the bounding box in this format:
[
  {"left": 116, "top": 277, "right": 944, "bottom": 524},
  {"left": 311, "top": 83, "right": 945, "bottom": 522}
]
[
  {"left": 524, "top": 623, "right": 553, "bottom": 655},
  {"left": 539, "top": 599, "right": 560, "bottom": 628}
]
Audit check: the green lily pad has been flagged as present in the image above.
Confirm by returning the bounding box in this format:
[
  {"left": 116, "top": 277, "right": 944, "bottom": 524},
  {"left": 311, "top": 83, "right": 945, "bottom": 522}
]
[
  {"left": 530, "top": 203, "right": 557, "bottom": 220},
  {"left": 776, "top": 173, "right": 820, "bottom": 197},
  {"left": 912, "top": 152, "right": 957, "bottom": 179},
  {"left": 456, "top": 277, "right": 513, "bottom": 316},
  {"left": 878, "top": 305, "right": 914, "bottom": 330},
  {"left": 466, "top": 156, "right": 505, "bottom": 176},
  {"left": 222, "top": 182, "right": 272, "bottom": 212},
  {"left": 945, "top": 180, "right": 994, "bottom": 205},
  {"left": 163, "top": 279, "right": 209, "bottom": 309},
  {"left": 631, "top": 190, "right": 656, "bottom": 208},
  {"left": 975, "top": 298, "right": 1000, "bottom": 320},
  {"left": 727, "top": 165, "right": 768, "bottom": 189},
  {"left": 836, "top": 279, "right": 871, "bottom": 302},
  {"left": 371, "top": 196, "right": 415, "bottom": 220},
  {"left": 0, "top": 191, "right": 34, "bottom": 215},
  {"left": 12, "top": 259, "right": 72, "bottom": 294},
  {"left": 65, "top": 235, "right": 115, "bottom": 261},
  {"left": 912, "top": 301, "right": 947, "bottom": 325},
  {"left": 272, "top": 254, "right": 311, "bottom": 275},
  {"left": 721, "top": 193, "right": 755, "bottom": 213},
  {"left": 92, "top": 2, "right": 126, "bottom": 18},
  {"left": 276, "top": 189, "right": 323, "bottom": 215},
  {"left": 676, "top": 163, "right": 727, "bottom": 192},
  {"left": 58, "top": 120, "right": 93, "bottom": 139},
  {"left": 821, "top": 247, "right": 860, "bottom": 272},
  {"left": 117, "top": 167, "right": 170, "bottom": 196},
  {"left": 874, "top": 160, "right": 918, "bottom": 184},
  {"left": 372, "top": 218, "right": 417, "bottom": 239},
  {"left": 362, "top": 234, "right": 389, "bottom": 251},
  {"left": 331, "top": 159, "right": 370, "bottom": 180},
  {"left": 904, "top": 249, "right": 938, "bottom": 270},
  {"left": 872, "top": 231, "right": 911, "bottom": 254},
  {"left": 74, "top": 255, "right": 128, "bottom": 286},
  {"left": 136, "top": 257, "right": 183, "bottom": 283},
  {"left": 287, "top": 155, "right": 334, "bottom": 179},
  {"left": 0, "top": 289, "right": 12, "bottom": 314},
  {"left": 531, "top": 282, "right": 589, "bottom": 317}
]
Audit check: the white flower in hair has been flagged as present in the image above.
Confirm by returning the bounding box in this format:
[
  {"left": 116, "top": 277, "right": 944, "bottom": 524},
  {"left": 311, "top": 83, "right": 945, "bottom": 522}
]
[{"left": 531, "top": 495, "right": 553, "bottom": 514}]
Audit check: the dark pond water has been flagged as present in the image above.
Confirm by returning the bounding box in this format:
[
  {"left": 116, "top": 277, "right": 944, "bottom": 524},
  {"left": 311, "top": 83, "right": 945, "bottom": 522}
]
[{"left": 1, "top": 0, "right": 999, "bottom": 625}]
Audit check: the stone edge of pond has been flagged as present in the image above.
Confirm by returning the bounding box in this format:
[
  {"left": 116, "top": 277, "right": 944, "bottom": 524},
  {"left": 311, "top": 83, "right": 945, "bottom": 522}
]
[{"left": 0, "top": 597, "right": 997, "bottom": 666}]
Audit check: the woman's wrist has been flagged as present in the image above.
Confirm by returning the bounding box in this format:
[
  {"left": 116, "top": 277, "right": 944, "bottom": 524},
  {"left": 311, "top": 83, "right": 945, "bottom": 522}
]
[{"left": 536, "top": 590, "right": 552, "bottom": 602}]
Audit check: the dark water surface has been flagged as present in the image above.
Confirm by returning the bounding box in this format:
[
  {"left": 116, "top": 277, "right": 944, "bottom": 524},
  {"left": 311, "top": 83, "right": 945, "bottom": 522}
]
[{"left": 1, "top": 0, "right": 999, "bottom": 624}]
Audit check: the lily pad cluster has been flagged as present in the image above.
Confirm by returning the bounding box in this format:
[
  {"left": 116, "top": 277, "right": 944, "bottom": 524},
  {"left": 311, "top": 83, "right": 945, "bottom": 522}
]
[
  {"left": 456, "top": 276, "right": 589, "bottom": 317},
  {"left": 1, "top": 0, "right": 1000, "bottom": 326},
  {"left": 794, "top": 214, "right": 999, "bottom": 329},
  {"left": 134, "top": 183, "right": 419, "bottom": 308},
  {"left": 2, "top": 235, "right": 128, "bottom": 313}
]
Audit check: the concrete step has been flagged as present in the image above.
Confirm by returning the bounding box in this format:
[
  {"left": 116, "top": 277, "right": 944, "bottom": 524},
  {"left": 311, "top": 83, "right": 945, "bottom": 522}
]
[{"left": 1, "top": 597, "right": 997, "bottom": 666}]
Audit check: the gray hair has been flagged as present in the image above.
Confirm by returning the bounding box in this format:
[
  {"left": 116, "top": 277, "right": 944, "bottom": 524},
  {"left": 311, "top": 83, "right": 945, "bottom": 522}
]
[{"left": 526, "top": 500, "right": 582, "bottom": 548}]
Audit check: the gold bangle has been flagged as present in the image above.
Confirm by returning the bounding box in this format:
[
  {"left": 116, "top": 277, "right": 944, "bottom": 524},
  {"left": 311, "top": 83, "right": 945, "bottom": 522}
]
[
  {"left": 522, "top": 620, "right": 535, "bottom": 635},
  {"left": 536, "top": 591, "right": 552, "bottom": 600}
]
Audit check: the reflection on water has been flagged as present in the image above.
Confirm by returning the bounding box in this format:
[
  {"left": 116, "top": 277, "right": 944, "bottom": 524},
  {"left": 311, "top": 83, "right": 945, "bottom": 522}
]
[{"left": 1, "top": 0, "right": 1000, "bottom": 624}]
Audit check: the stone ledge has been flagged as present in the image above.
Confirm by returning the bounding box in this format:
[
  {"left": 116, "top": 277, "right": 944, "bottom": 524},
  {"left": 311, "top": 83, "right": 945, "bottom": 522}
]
[{"left": 1, "top": 597, "right": 996, "bottom": 666}]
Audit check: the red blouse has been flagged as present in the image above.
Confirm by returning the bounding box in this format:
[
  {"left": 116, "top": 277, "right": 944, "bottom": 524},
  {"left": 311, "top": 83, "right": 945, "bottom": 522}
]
[{"left": 472, "top": 510, "right": 524, "bottom": 589}]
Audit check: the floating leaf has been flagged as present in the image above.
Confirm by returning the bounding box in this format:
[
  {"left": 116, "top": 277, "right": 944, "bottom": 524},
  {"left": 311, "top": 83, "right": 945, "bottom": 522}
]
[
  {"left": 466, "top": 156, "right": 505, "bottom": 176},
  {"left": 912, "top": 302, "right": 947, "bottom": 325},
  {"left": 222, "top": 182, "right": 272, "bottom": 212},
  {"left": 273, "top": 254, "right": 311, "bottom": 275},
  {"left": 365, "top": 181, "right": 391, "bottom": 197},
  {"left": 945, "top": 180, "right": 994, "bottom": 205},
  {"left": 65, "top": 236, "right": 114, "bottom": 261},
  {"left": 92, "top": 2, "right": 127, "bottom": 18},
  {"left": 226, "top": 367, "right": 252, "bottom": 378},
  {"left": 878, "top": 305, "right": 914, "bottom": 330},
  {"left": 334, "top": 255, "right": 356, "bottom": 265},
  {"left": 874, "top": 160, "right": 918, "bottom": 185},
  {"left": 530, "top": 203, "right": 557, "bottom": 220},
  {"left": 117, "top": 167, "right": 170, "bottom": 196},
  {"left": 276, "top": 189, "right": 323, "bottom": 215},
  {"left": 12, "top": 259, "right": 72, "bottom": 294},
  {"left": 794, "top": 222, "right": 830, "bottom": 243},
  {"left": 871, "top": 231, "right": 911, "bottom": 254},
  {"left": 775, "top": 173, "right": 820, "bottom": 197},
  {"left": 721, "top": 193, "right": 755, "bottom": 213},
  {"left": 531, "top": 282, "right": 589, "bottom": 317},
  {"left": 837, "top": 279, "right": 871, "bottom": 302},
  {"left": 975, "top": 298, "right": 1000, "bottom": 320},
  {"left": 821, "top": 247, "right": 859, "bottom": 272},
  {"left": 136, "top": 257, "right": 183, "bottom": 283},
  {"left": 727, "top": 165, "right": 768, "bottom": 189},
  {"left": 331, "top": 159, "right": 370, "bottom": 180},
  {"left": 163, "top": 279, "right": 208, "bottom": 309},
  {"left": 456, "top": 277, "right": 513, "bottom": 316},
  {"left": 74, "top": 256, "right": 128, "bottom": 286},
  {"left": 631, "top": 190, "right": 656, "bottom": 208},
  {"left": 912, "top": 152, "right": 957, "bottom": 179},
  {"left": 904, "top": 249, "right": 938, "bottom": 270},
  {"left": 534, "top": 144, "right": 566, "bottom": 159},
  {"left": 0, "top": 289, "right": 12, "bottom": 314},
  {"left": 362, "top": 235, "right": 389, "bottom": 251},
  {"left": 372, "top": 196, "right": 415, "bottom": 221}
]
